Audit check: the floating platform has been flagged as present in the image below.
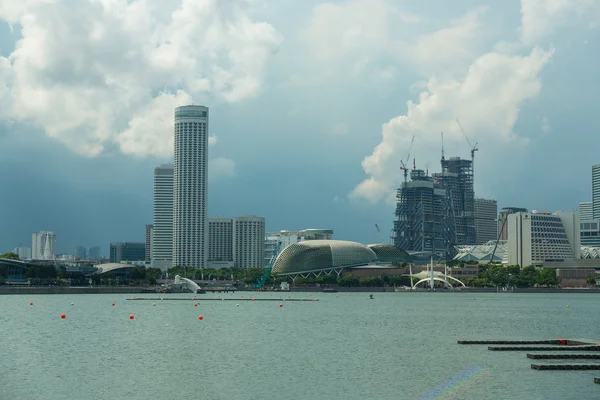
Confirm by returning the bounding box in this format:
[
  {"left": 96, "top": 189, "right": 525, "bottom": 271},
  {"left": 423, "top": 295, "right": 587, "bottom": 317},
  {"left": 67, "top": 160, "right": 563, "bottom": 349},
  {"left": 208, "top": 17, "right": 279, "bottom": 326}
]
[
  {"left": 489, "top": 346, "right": 600, "bottom": 352},
  {"left": 126, "top": 297, "right": 318, "bottom": 302},
  {"left": 531, "top": 364, "right": 600, "bottom": 370},
  {"left": 527, "top": 354, "right": 600, "bottom": 359},
  {"left": 458, "top": 340, "right": 565, "bottom": 345}
]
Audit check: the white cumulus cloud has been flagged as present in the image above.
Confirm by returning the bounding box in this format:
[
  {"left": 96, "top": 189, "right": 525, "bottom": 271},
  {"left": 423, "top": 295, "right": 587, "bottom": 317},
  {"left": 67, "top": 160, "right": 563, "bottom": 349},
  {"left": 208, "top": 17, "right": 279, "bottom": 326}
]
[
  {"left": 0, "top": 0, "right": 283, "bottom": 157},
  {"left": 209, "top": 157, "right": 236, "bottom": 181}
]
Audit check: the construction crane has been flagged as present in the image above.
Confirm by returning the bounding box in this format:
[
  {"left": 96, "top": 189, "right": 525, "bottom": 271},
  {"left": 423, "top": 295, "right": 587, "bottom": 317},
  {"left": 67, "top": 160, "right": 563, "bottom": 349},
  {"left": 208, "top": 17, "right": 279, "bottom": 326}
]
[
  {"left": 400, "top": 135, "right": 416, "bottom": 184},
  {"left": 375, "top": 224, "right": 382, "bottom": 244},
  {"left": 456, "top": 119, "right": 478, "bottom": 188}
]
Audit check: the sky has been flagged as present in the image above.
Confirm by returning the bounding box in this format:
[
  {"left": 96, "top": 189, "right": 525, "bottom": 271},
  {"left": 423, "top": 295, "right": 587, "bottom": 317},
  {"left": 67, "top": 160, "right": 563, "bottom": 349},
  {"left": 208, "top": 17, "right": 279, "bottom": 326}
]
[{"left": 0, "top": 0, "right": 599, "bottom": 256}]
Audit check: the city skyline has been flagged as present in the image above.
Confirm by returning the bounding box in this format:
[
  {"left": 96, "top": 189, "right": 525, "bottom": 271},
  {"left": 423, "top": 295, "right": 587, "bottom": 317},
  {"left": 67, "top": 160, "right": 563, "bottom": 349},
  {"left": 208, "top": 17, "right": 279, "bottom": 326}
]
[{"left": 0, "top": 1, "right": 599, "bottom": 254}]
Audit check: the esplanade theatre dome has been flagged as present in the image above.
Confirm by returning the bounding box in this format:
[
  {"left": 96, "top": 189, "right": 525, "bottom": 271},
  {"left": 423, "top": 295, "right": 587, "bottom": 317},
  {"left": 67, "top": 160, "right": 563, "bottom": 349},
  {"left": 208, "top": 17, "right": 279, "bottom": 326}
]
[
  {"left": 271, "top": 240, "right": 377, "bottom": 275},
  {"left": 367, "top": 244, "right": 411, "bottom": 263}
]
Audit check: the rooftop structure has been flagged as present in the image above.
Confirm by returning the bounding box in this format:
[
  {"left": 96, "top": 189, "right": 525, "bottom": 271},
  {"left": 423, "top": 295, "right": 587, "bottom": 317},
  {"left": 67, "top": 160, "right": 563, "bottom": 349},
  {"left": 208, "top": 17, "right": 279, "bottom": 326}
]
[{"left": 453, "top": 241, "right": 507, "bottom": 264}]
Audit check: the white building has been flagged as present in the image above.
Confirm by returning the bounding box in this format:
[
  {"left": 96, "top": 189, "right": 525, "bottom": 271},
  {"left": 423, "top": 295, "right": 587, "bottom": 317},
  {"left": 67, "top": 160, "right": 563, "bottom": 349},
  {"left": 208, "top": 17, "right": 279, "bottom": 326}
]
[
  {"left": 145, "top": 224, "right": 153, "bottom": 262},
  {"left": 208, "top": 217, "right": 233, "bottom": 263},
  {"left": 152, "top": 164, "right": 173, "bottom": 270},
  {"left": 474, "top": 198, "right": 498, "bottom": 245},
  {"left": 580, "top": 202, "right": 593, "bottom": 221},
  {"left": 593, "top": 164, "right": 600, "bottom": 219},
  {"left": 507, "top": 211, "right": 580, "bottom": 267},
  {"left": 32, "top": 231, "right": 56, "bottom": 260},
  {"left": 233, "top": 216, "right": 265, "bottom": 269},
  {"left": 173, "top": 105, "right": 209, "bottom": 268},
  {"left": 265, "top": 229, "right": 334, "bottom": 266},
  {"left": 13, "top": 247, "right": 32, "bottom": 260}
]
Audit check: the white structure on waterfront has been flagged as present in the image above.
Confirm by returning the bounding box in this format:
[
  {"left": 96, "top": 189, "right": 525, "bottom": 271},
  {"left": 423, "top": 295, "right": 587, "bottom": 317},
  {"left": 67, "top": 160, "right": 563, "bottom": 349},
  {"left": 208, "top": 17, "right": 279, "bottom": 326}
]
[
  {"left": 145, "top": 224, "right": 153, "bottom": 262},
  {"left": 13, "top": 246, "right": 32, "bottom": 260},
  {"left": 454, "top": 240, "right": 507, "bottom": 264},
  {"left": 474, "top": 198, "right": 498, "bottom": 244},
  {"left": 173, "top": 105, "right": 209, "bottom": 268},
  {"left": 580, "top": 202, "right": 593, "bottom": 221},
  {"left": 234, "top": 216, "right": 265, "bottom": 269},
  {"left": 507, "top": 211, "right": 580, "bottom": 267},
  {"left": 208, "top": 217, "right": 233, "bottom": 264},
  {"left": 152, "top": 164, "right": 173, "bottom": 270},
  {"left": 265, "top": 229, "right": 334, "bottom": 266},
  {"left": 32, "top": 231, "right": 56, "bottom": 260}
]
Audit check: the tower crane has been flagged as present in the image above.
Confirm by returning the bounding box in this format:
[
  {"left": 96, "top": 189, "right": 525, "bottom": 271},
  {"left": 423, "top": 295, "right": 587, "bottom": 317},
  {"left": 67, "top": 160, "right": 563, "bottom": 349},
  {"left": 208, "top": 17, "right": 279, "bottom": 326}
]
[
  {"left": 400, "top": 135, "right": 416, "bottom": 184},
  {"left": 456, "top": 119, "right": 478, "bottom": 188},
  {"left": 375, "top": 224, "right": 382, "bottom": 244}
]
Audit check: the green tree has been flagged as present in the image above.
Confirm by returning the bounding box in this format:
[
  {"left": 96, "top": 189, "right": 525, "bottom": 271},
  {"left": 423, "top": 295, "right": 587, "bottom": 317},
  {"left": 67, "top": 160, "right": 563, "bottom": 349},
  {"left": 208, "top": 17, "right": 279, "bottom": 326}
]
[
  {"left": 338, "top": 275, "right": 359, "bottom": 287},
  {"left": 57, "top": 266, "right": 68, "bottom": 279},
  {"left": 0, "top": 252, "right": 20, "bottom": 260},
  {"left": 537, "top": 268, "right": 559, "bottom": 287}
]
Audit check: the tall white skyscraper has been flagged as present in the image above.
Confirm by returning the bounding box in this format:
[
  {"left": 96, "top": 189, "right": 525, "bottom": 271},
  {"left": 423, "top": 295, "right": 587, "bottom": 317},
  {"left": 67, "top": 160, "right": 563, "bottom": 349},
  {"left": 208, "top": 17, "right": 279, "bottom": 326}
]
[
  {"left": 152, "top": 164, "right": 174, "bottom": 270},
  {"left": 208, "top": 217, "right": 233, "bottom": 262},
  {"left": 233, "top": 216, "right": 265, "bottom": 269},
  {"left": 31, "top": 231, "right": 56, "bottom": 260},
  {"left": 580, "top": 202, "right": 593, "bottom": 221},
  {"left": 173, "top": 105, "right": 209, "bottom": 268},
  {"left": 593, "top": 164, "right": 600, "bottom": 219}
]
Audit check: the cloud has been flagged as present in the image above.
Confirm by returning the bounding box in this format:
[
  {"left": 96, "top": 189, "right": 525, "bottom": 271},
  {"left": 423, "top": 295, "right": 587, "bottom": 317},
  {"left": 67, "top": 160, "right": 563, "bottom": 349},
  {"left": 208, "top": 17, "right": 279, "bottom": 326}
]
[
  {"left": 520, "top": 0, "right": 600, "bottom": 44},
  {"left": 351, "top": 47, "right": 552, "bottom": 203},
  {"left": 0, "top": 0, "right": 283, "bottom": 157},
  {"left": 208, "top": 157, "right": 236, "bottom": 181},
  {"left": 540, "top": 116, "right": 550, "bottom": 133},
  {"left": 208, "top": 135, "right": 217, "bottom": 147},
  {"left": 332, "top": 122, "right": 349, "bottom": 136}
]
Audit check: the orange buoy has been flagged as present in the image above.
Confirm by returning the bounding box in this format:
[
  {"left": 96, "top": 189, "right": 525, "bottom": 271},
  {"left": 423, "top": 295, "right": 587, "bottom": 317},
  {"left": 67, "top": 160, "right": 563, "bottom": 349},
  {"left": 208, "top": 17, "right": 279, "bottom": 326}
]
[
  {"left": 129, "top": 314, "right": 134, "bottom": 320},
  {"left": 313, "top": 299, "right": 317, "bottom": 302},
  {"left": 279, "top": 303, "right": 283, "bottom": 308},
  {"left": 335, "top": 296, "right": 338, "bottom": 298},
  {"left": 194, "top": 303, "right": 198, "bottom": 307},
  {"left": 251, "top": 298, "right": 255, "bottom": 301},
  {"left": 111, "top": 302, "right": 115, "bottom": 306},
  {"left": 29, "top": 302, "right": 33, "bottom": 306},
  {"left": 60, "top": 313, "right": 66, "bottom": 319},
  {"left": 198, "top": 315, "right": 204, "bottom": 320}
]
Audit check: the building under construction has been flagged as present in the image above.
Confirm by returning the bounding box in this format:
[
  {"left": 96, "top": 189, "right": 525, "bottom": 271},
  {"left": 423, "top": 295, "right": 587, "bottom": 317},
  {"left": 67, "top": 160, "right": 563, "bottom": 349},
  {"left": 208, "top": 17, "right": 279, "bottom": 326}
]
[
  {"left": 393, "top": 156, "right": 475, "bottom": 260},
  {"left": 392, "top": 168, "right": 454, "bottom": 259}
]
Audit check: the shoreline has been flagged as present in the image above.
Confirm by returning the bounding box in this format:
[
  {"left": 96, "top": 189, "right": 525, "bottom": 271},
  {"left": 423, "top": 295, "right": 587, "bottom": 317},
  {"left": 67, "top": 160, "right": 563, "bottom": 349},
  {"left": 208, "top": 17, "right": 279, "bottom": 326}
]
[{"left": 2, "top": 286, "right": 600, "bottom": 295}]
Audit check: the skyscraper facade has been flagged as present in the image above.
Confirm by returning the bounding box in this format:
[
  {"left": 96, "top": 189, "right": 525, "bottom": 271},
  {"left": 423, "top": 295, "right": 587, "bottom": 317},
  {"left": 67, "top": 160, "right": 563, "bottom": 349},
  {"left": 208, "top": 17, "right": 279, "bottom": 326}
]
[
  {"left": 173, "top": 105, "right": 209, "bottom": 268},
  {"left": 110, "top": 242, "right": 146, "bottom": 263},
  {"left": 145, "top": 224, "right": 153, "bottom": 262},
  {"left": 580, "top": 202, "right": 593, "bottom": 221},
  {"left": 152, "top": 164, "right": 174, "bottom": 270},
  {"left": 208, "top": 218, "right": 233, "bottom": 262},
  {"left": 32, "top": 231, "right": 56, "bottom": 260},
  {"left": 594, "top": 164, "right": 600, "bottom": 219},
  {"left": 474, "top": 198, "right": 498, "bottom": 244},
  {"left": 233, "top": 216, "right": 265, "bottom": 269},
  {"left": 74, "top": 246, "right": 87, "bottom": 259}
]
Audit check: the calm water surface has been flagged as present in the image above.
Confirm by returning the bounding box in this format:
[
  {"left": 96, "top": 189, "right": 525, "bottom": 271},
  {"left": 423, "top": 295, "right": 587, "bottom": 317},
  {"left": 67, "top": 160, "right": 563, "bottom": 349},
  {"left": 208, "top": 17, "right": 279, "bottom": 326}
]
[{"left": 2, "top": 292, "right": 600, "bottom": 399}]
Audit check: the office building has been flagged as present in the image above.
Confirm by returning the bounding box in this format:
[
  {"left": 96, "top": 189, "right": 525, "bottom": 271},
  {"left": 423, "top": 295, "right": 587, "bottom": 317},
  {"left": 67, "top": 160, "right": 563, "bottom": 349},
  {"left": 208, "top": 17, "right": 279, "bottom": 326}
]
[
  {"left": 13, "top": 247, "right": 32, "bottom": 260},
  {"left": 392, "top": 169, "right": 452, "bottom": 258},
  {"left": 233, "top": 216, "right": 265, "bottom": 269},
  {"left": 74, "top": 246, "right": 87, "bottom": 259},
  {"left": 88, "top": 246, "right": 101, "bottom": 259},
  {"left": 594, "top": 164, "right": 600, "bottom": 219},
  {"left": 145, "top": 224, "right": 153, "bottom": 262},
  {"left": 173, "top": 105, "right": 209, "bottom": 268},
  {"left": 152, "top": 164, "right": 174, "bottom": 270},
  {"left": 110, "top": 242, "right": 146, "bottom": 263},
  {"left": 580, "top": 219, "right": 600, "bottom": 247},
  {"left": 474, "top": 198, "right": 498, "bottom": 244},
  {"left": 580, "top": 202, "right": 593, "bottom": 221},
  {"left": 208, "top": 217, "right": 233, "bottom": 262},
  {"left": 32, "top": 231, "right": 56, "bottom": 260},
  {"left": 507, "top": 211, "right": 580, "bottom": 267}
]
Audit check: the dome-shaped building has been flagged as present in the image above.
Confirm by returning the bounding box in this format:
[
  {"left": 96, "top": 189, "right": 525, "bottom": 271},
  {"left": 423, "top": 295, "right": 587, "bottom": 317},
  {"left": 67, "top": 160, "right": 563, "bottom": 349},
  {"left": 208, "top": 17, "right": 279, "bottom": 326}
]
[
  {"left": 271, "top": 240, "right": 377, "bottom": 275},
  {"left": 367, "top": 244, "right": 411, "bottom": 263}
]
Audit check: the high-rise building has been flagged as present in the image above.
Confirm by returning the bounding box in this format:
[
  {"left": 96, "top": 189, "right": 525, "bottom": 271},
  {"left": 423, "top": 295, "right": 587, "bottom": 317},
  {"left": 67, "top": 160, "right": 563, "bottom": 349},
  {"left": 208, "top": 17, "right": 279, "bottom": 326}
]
[
  {"left": 233, "top": 216, "right": 265, "bottom": 269},
  {"left": 208, "top": 218, "right": 233, "bottom": 262},
  {"left": 13, "top": 247, "right": 31, "bottom": 260},
  {"left": 580, "top": 202, "right": 593, "bottom": 221},
  {"left": 173, "top": 105, "right": 209, "bottom": 268},
  {"left": 593, "top": 164, "right": 600, "bottom": 219},
  {"left": 507, "top": 211, "right": 580, "bottom": 267},
  {"left": 31, "top": 231, "right": 56, "bottom": 260},
  {"left": 110, "top": 242, "right": 146, "bottom": 263},
  {"left": 88, "top": 246, "right": 101, "bottom": 259},
  {"left": 74, "top": 246, "right": 87, "bottom": 259},
  {"left": 474, "top": 198, "right": 498, "bottom": 244},
  {"left": 392, "top": 169, "right": 451, "bottom": 258},
  {"left": 433, "top": 157, "right": 476, "bottom": 246},
  {"left": 580, "top": 219, "right": 600, "bottom": 247},
  {"left": 498, "top": 207, "right": 528, "bottom": 241},
  {"left": 152, "top": 164, "right": 174, "bottom": 270},
  {"left": 145, "top": 224, "right": 153, "bottom": 262}
]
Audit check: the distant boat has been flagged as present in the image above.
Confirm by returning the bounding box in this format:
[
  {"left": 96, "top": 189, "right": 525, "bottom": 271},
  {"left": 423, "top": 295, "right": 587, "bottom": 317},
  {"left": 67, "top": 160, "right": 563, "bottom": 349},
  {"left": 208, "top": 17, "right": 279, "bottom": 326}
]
[{"left": 322, "top": 288, "right": 339, "bottom": 293}]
